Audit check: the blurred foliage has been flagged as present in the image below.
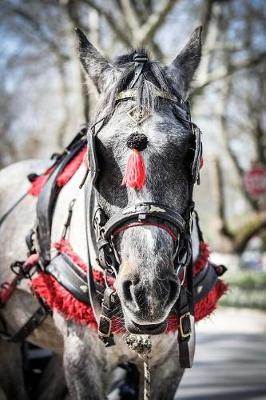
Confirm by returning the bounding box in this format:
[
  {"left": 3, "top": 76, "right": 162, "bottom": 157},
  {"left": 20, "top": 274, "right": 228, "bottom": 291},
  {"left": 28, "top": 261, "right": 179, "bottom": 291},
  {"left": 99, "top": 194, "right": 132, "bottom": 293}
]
[
  {"left": 220, "top": 270, "right": 266, "bottom": 310},
  {"left": 225, "top": 271, "right": 266, "bottom": 289}
]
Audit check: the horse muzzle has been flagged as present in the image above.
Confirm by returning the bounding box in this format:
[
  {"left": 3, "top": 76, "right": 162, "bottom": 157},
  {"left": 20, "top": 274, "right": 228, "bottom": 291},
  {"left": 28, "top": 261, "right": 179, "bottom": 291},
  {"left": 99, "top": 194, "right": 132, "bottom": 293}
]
[{"left": 117, "top": 273, "right": 180, "bottom": 334}]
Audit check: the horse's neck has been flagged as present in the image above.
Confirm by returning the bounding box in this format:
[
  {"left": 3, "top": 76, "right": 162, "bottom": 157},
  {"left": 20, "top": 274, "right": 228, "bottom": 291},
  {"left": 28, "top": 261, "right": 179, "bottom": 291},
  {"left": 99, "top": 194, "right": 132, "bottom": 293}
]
[{"left": 52, "top": 164, "right": 201, "bottom": 266}]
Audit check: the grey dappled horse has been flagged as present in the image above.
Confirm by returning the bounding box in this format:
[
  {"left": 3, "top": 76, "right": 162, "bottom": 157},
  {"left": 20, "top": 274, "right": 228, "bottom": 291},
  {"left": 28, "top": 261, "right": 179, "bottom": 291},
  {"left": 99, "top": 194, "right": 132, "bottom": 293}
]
[{"left": 0, "top": 27, "right": 202, "bottom": 400}]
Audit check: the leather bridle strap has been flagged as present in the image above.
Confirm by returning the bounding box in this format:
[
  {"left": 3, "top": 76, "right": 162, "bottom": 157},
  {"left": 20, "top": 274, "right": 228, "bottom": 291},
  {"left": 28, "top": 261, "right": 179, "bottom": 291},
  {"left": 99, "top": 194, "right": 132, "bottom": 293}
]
[
  {"left": 84, "top": 181, "right": 102, "bottom": 323},
  {"left": 101, "top": 202, "right": 187, "bottom": 241},
  {"left": 129, "top": 53, "right": 148, "bottom": 88},
  {"left": 113, "top": 221, "right": 178, "bottom": 242}
]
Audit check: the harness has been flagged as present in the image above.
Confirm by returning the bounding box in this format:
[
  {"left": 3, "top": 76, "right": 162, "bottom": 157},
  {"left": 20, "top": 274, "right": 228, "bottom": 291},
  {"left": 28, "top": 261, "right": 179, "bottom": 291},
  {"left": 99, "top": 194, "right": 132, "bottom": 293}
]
[{"left": 0, "top": 53, "right": 227, "bottom": 371}]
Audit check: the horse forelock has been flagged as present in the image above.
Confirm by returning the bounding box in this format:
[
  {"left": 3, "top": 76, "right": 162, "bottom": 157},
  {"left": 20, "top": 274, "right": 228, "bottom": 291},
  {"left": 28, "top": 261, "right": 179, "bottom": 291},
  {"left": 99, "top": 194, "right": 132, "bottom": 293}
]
[{"left": 95, "top": 49, "right": 184, "bottom": 122}]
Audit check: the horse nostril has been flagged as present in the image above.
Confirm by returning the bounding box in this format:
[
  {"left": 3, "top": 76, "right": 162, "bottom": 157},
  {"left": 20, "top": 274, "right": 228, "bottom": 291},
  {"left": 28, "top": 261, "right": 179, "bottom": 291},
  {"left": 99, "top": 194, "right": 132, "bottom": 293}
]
[{"left": 122, "top": 280, "right": 133, "bottom": 303}]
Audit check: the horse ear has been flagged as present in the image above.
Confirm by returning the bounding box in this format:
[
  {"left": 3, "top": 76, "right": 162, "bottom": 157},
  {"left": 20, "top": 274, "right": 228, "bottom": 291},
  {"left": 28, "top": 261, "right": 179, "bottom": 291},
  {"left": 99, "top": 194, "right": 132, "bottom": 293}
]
[
  {"left": 168, "top": 27, "right": 202, "bottom": 97},
  {"left": 75, "top": 28, "right": 113, "bottom": 92}
]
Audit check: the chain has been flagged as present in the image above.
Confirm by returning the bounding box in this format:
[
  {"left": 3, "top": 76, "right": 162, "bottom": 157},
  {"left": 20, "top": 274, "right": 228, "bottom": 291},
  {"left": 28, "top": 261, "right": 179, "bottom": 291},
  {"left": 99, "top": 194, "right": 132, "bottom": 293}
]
[{"left": 124, "top": 334, "right": 152, "bottom": 400}]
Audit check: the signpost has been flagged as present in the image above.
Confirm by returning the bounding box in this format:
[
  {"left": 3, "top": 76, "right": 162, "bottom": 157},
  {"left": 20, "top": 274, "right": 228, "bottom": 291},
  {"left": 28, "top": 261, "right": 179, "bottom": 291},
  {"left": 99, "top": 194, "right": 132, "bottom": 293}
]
[{"left": 244, "top": 165, "right": 266, "bottom": 199}]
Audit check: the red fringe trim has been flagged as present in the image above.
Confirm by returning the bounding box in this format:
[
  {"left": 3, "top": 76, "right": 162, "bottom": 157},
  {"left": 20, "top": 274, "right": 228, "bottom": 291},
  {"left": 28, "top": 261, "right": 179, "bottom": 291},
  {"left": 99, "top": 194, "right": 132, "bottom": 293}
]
[
  {"left": 194, "top": 279, "right": 228, "bottom": 322},
  {"left": 31, "top": 272, "right": 98, "bottom": 329},
  {"left": 27, "top": 166, "right": 54, "bottom": 196},
  {"left": 193, "top": 241, "right": 210, "bottom": 276},
  {"left": 56, "top": 147, "right": 87, "bottom": 187},
  {"left": 28, "top": 145, "right": 87, "bottom": 197},
  {"left": 31, "top": 240, "right": 228, "bottom": 335}
]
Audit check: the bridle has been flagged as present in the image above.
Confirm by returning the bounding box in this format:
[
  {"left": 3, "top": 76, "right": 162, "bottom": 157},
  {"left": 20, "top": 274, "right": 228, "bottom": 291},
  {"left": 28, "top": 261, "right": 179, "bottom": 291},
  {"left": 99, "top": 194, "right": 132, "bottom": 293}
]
[{"left": 84, "top": 53, "right": 203, "bottom": 367}]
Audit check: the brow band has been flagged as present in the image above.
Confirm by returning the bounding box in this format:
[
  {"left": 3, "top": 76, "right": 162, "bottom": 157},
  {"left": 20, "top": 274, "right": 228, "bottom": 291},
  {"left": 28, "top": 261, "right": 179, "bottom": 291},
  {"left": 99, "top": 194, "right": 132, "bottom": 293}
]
[{"left": 115, "top": 89, "right": 184, "bottom": 104}]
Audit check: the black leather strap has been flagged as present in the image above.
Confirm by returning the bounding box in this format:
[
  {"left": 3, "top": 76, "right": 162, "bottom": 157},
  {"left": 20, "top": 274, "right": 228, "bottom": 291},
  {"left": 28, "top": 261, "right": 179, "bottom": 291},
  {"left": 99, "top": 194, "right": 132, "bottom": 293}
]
[
  {"left": 178, "top": 254, "right": 195, "bottom": 368},
  {"left": 176, "top": 262, "right": 219, "bottom": 315},
  {"left": 0, "top": 193, "right": 28, "bottom": 229},
  {"left": 191, "top": 125, "right": 202, "bottom": 185},
  {"left": 85, "top": 183, "right": 103, "bottom": 323},
  {"left": 193, "top": 262, "right": 219, "bottom": 302},
  {"left": 129, "top": 55, "right": 147, "bottom": 89},
  {"left": 0, "top": 305, "right": 49, "bottom": 343},
  {"left": 102, "top": 202, "right": 186, "bottom": 239},
  {"left": 46, "top": 253, "right": 103, "bottom": 306},
  {"left": 37, "top": 139, "right": 86, "bottom": 265}
]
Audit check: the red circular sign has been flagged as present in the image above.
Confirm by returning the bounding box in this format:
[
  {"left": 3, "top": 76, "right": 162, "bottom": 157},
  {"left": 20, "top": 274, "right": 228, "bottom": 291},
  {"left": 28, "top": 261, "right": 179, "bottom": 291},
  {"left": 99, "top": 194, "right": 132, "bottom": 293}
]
[{"left": 244, "top": 166, "right": 266, "bottom": 198}]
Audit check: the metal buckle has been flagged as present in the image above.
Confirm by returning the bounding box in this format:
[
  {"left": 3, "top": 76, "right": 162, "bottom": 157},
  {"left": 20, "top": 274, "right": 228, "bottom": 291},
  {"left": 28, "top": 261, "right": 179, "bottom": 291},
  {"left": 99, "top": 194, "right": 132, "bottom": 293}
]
[
  {"left": 127, "top": 106, "right": 151, "bottom": 124},
  {"left": 98, "top": 315, "right": 112, "bottom": 338},
  {"left": 180, "top": 312, "right": 192, "bottom": 339}
]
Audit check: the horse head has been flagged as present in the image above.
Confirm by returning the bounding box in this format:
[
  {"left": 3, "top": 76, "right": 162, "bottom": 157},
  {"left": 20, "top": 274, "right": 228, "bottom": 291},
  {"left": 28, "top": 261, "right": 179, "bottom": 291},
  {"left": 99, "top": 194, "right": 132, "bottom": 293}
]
[{"left": 77, "top": 27, "right": 202, "bottom": 335}]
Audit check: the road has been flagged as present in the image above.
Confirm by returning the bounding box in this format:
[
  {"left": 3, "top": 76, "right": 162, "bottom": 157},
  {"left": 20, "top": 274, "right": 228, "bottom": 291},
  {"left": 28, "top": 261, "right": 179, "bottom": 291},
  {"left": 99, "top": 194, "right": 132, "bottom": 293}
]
[{"left": 177, "top": 308, "right": 266, "bottom": 400}]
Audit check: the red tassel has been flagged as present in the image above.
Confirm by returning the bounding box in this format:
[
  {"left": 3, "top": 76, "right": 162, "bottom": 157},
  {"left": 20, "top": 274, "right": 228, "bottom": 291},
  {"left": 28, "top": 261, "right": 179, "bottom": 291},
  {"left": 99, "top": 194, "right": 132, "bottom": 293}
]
[{"left": 122, "top": 149, "right": 146, "bottom": 190}]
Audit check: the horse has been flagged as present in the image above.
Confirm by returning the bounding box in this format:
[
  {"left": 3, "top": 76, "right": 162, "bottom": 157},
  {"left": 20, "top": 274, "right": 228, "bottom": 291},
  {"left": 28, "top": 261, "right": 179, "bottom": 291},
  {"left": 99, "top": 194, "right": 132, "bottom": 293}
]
[{"left": 0, "top": 26, "right": 226, "bottom": 400}]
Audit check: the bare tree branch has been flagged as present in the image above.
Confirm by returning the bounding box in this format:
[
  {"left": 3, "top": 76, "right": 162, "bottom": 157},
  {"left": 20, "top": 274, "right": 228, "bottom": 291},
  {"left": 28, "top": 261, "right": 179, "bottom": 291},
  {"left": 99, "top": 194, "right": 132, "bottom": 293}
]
[
  {"left": 89, "top": 8, "right": 101, "bottom": 49},
  {"left": 233, "top": 212, "right": 266, "bottom": 254},
  {"left": 197, "top": 1, "right": 222, "bottom": 85},
  {"left": 199, "top": 0, "right": 215, "bottom": 43},
  {"left": 120, "top": 0, "right": 140, "bottom": 35},
  {"left": 119, "top": 0, "right": 165, "bottom": 58},
  {"left": 81, "top": 0, "right": 132, "bottom": 46},
  {"left": 7, "top": 7, "right": 69, "bottom": 61},
  {"left": 211, "top": 157, "right": 234, "bottom": 249},
  {"left": 6, "top": 5, "right": 72, "bottom": 148},
  {"left": 64, "top": 0, "right": 90, "bottom": 123},
  {"left": 195, "top": 51, "right": 266, "bottom": 93},
  {"left": 217, "top": 80, "right": 259, "bottom": 211},
  {"left": 135, "top": 0, "right": 178, "bottom": 46}
]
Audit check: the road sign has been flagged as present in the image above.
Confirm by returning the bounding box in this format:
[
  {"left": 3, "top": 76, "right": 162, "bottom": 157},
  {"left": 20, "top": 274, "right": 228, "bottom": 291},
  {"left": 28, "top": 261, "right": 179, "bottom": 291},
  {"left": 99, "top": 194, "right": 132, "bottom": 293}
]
[{"left": 244, "top": 165, "right": 266, "bottom": 198}]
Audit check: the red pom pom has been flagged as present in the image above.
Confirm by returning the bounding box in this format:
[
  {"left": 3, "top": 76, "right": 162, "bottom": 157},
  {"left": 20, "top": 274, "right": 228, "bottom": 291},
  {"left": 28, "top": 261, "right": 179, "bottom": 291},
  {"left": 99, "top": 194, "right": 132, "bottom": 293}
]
[{"left": 122, "top": 149, "right": 146, "bottom": 190}]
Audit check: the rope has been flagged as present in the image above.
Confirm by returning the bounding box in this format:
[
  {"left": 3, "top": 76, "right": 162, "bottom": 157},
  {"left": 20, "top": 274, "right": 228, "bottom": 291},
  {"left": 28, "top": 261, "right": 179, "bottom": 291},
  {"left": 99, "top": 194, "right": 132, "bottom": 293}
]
[
  {"left": 124, "top": 334, "right": 152, "bottom": 400},
  {"left": 143, "top": 356, "right": 151, "bottom": 400}
]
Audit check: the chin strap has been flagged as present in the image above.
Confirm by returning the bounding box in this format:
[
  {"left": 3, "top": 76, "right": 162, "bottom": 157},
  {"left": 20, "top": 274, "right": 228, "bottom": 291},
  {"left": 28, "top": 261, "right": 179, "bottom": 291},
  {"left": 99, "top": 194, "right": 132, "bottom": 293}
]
[
  {"left": 84, "top": 183, "right": 118, "bottom": 347},
  {"left": 177, "top": 261, "right": 196, "bottom": 368},
  {"left": 98, "top": 287, "right": 117, "bottom": 347}
]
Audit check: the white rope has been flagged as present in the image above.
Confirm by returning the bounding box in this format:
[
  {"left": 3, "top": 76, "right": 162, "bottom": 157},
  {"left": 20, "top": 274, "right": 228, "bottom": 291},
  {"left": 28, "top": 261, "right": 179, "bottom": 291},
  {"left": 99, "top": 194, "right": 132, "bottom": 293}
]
[
  {"left": 124, "top": 334, "right": 152, "bottom": 400},
  {"left": 143, "top": 356, "right": 151, "bottom": 400}
]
